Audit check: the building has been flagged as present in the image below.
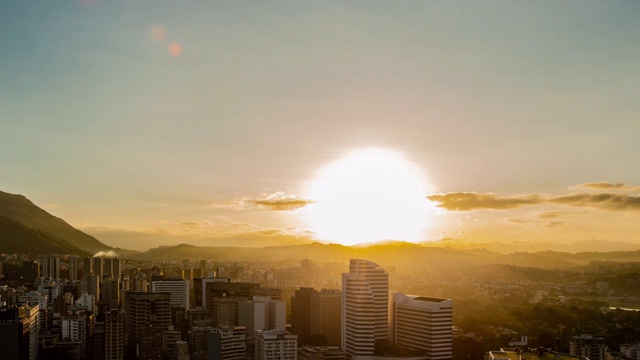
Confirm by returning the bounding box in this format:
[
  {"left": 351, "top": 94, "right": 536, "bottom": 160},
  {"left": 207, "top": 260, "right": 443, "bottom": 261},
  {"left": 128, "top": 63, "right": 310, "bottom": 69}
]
[
  {"left": 152, "top": 278, "right": 190, "bottom": 310},
  {"left": 83, "top": 257, "right": 93, "bottom": 276},
  {"left": 22, "top": 261, "right": 39, "bottom": 283},
  {"left": 342, "top": 259, "right": 389, "bottom": 359},
  {"left": 255, "top": 329, "right": 297, "bottom": 360},
  {"left": 298, "top": 346, "right": 346, "bottom": 360},
  {"left": 311, "top": 289, "right": 341, "bottom": 347},
  {"left": 0, "top": 306, "right": 38, "bottom": 360},
  {"left": 61, "top": 313, "right": 88, "bottom": 359},
  {"left": 174, "top": 341, "right": 191, "bottom": 360},
  {"left": 105, "top": 309, "right": 125, "bottom": 360},
  {"left": 293, "top": 288, "right": 342, "bottom": 347},
  {"left": 292, "top": 287, "right": 314, "bottom": 345},
  {"left": 208, "top": 326, "right": 247, "bottom": 360},
  {"left": 389, "top": 292, "right": 453, "bottom": 360},
  {"left": 126, "top": 291, "right": 172, "bottom": 359},
  {"left": 163, "top": 326, "right": 183, "bottom": 359},
  {"left": 42, "top": 257, "right": 60, "bottom": 279},
  {"left": 238, "top": 296, "right": 286, "bottom": 338},
  {"left": 101, "top": 276, "right": 121, "bottom": 311},
  {"left": 570, "top": 334, "right": 605, "bottom": 360},
  {"left": 69, "top": 258, "right": 79, "bottom": 281}
]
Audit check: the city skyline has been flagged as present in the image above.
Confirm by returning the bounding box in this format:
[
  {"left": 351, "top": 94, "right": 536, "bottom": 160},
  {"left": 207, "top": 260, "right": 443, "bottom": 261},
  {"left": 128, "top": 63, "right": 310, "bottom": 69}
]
[{"left": 2, "top": 1, "right": 640, "bottom": 250}]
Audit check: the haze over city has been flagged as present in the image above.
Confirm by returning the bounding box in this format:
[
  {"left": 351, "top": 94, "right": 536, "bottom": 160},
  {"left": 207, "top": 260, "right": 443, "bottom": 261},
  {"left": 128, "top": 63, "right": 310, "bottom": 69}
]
[{"left": 2, "top": 1, "right": 640, "bottom": 251}]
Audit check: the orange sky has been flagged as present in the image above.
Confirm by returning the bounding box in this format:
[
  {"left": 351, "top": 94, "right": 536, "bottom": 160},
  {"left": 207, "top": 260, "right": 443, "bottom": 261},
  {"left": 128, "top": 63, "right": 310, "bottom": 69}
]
[{"left": 1, "top": 1, "right": 639, "bottom": 250}]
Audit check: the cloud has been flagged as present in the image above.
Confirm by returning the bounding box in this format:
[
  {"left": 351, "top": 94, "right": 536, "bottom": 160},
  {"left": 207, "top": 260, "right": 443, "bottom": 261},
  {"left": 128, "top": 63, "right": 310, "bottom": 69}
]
[
  {"left": 549, "top": 193, "right": 640, "bottom": 211},
  {"left": 41, "top": 203, "right": 59, "bottom": 209},
  {"left": 251, "top": 192, "right": 313, "bottom": 211},
  {"left": 506, "top": 218, "right": 527, "bottom": 223},
  {"left": 206, "top": 192, "right": 312, "bottom": 211},
  {"left": 575, "top": 182, "right": 640, "bottom": 192},
  {"left": 537, "top": 212, "right": 561, "bottom": 219},
  {"left": 427, "top": 192, "right": 543, "bottom": 211},
  {"left": 545, "top": 221, "right": 564, "bottom": 228}
]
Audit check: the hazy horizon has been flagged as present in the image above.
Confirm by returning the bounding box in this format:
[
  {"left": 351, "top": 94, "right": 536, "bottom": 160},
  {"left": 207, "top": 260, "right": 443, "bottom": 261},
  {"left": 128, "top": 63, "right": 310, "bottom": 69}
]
[{"left": 2, "top": 1, "right": 640, "bottom": 251}]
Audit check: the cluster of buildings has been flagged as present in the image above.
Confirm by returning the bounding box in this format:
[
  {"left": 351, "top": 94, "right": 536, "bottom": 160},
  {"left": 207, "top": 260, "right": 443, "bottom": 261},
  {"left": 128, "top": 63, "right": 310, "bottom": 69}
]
[{"left": 0, "top": 256, "right": 453, "bottom": 360}]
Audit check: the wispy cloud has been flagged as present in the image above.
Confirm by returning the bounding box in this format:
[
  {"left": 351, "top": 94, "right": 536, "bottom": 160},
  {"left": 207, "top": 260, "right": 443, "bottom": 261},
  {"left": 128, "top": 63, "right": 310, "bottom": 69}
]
[
  {"left": 428, "top": 187, "right": 640, "bottom": 213},
  {"left": 427, "top": 192, "right": 543, "bottom": 211},
  {"left": 506, "top": 218, "right": 527, "bottom": 223},
  {"left": 207, "top": 192, "right": 313, "bottom": 211},
  {"left": 251, "top": 192, "right": 313, "bottom": 211},
  {"left": 549, "top": 193, "right": 640, "bottom": 211},
  {"left": 574, "top": 181, "right": 640, "bottom": 192},
  {"left": 537, "top": 212, "right": 561, "bottom": 219}
]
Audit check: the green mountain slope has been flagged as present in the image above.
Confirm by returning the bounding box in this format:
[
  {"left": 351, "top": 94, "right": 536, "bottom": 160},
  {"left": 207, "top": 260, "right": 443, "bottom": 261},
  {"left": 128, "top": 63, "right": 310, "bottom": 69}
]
[
  {"left": 0, "top": 216, "right": 90, "bottom": 256},
  {"left": 0, "top": 190, "right": 110, "bottom": 253}
]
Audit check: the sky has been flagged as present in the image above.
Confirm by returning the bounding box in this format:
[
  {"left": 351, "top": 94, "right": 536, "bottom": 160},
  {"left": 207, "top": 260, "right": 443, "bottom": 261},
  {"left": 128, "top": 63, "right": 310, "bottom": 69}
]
[{"left": 1, "top": 1, "right": 640, "bottom": 250}]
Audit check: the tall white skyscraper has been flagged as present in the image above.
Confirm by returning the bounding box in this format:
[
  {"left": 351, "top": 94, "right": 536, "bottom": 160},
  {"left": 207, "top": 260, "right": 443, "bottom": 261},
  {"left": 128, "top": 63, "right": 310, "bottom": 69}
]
[
  {"left": 342, "top": 259, "right": 389, "bottom": 359},
  {"left": 389, "top": 292, "right": 453, "bottom": 360}
]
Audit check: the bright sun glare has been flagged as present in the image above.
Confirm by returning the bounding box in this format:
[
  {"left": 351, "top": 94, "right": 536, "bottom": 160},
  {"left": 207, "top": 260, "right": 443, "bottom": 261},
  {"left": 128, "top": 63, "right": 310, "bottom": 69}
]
[{"left": 302, "top": 148, "right": 434, "bottom": 246}]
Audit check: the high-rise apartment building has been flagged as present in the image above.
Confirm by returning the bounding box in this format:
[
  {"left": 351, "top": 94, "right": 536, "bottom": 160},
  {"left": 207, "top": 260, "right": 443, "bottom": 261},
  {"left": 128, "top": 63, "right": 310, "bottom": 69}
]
[
  {"left": 61, "top": 313, "right": 88, "bottom": 359},
  {"left": 69, "top": 258, "right": 79, "bottom": 281},
  {"left": 105, "top": 309, "right": 125, "bottom": 360},
  {"left": 389, "top": 292, "right": 453, "bottom": 360},
  {"left": 151, "top": 278, "right": 190, "bottom": 310},
  {"left": 125, "top": 292, "right": 172, "bottom": 359},
  {"left": 83, "top": 257, "right": 93, "bottom": 276},
  {"left": 341, "top": 259, "right": 388, "bottom": 359},
  {"left": 255, "top": 329, "right": 297, "bottom": 360},
  {"left": 42, "top": 257, "right": 60, "bottom": 279}
]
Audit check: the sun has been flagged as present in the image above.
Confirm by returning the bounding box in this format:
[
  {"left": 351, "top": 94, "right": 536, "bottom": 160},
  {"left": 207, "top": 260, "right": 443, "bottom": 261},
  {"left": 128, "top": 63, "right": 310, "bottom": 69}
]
[{"left": 301, "top": 148, "right": 434, "bottom": 246}]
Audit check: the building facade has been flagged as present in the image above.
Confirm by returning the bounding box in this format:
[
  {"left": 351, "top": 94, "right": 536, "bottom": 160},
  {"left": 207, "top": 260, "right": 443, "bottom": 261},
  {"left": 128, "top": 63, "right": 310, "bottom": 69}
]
[{"left": 342, "top": 259, "right": 389, "bottom": 359}]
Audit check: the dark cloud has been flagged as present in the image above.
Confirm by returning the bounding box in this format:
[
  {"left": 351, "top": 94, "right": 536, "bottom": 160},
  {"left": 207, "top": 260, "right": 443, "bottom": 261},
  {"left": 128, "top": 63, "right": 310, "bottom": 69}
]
[
  {"left": 575, "top": 182, "right": 640, "bottom": 191},
  {"left": 545, "top": 221, "right": 564, "bottom": 228},
  {"left": 252, "top": 198, "right": 312, "bottom": 211},
  {"left": 427, "top": 192, "right": 543, "bottom": 211},
  {"left": 549, "top": 193, "right": 640, "bottom": 211}
]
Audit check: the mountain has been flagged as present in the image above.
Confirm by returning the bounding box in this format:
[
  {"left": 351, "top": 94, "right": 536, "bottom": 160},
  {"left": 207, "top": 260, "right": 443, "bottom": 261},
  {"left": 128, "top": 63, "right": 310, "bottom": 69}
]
[
  {"left": 0, "top": 190, "right": 110, "bottom": 253},
  {"left": 0, "top": 216, "right": 90, "bottom": 256}
]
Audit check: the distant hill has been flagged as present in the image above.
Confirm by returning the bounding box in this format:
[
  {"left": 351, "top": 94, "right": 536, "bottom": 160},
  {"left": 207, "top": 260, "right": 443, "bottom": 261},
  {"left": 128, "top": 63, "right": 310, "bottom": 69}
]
[
  {"left": 129, "top": 241, "right": 640, "bottom": 273},
  {"left": 0, "top": 216, "right": 90, "bottom": 256},
  {"left": 0, "top": 190, "right": 110, "bottom": 253}
]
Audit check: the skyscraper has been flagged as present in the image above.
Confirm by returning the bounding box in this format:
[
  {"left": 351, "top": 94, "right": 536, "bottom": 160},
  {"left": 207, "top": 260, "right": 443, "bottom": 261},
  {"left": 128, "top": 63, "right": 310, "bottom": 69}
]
[
  {"left": 0, "top": 305, "right": 39, "bottom": 360},
  {"left": 341, "top": 259, "right": 388, "bottom": 359},
  {"left": 104, "top": 309, "right": 125, "bottom": 360},
  {"left": 293, "top": 288, "right": 341, "bottom": 347},
  {"left": 311, "top": 289, "right": 341, "bottom": 347},
  {"left": 389, "top": 292, "right": 453, "bottom": 360},
  {"left": 151, "top": 278, "right": 190, "bottom": 310},
  {"left": 69, "top": 258, "right": 79, "bottom": 281},
  {"left": 42, "top": 257, "right": 60, "bottom": 279},
  {"left": 126, "top": 292, "right": 172, "bottom": 359}
]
